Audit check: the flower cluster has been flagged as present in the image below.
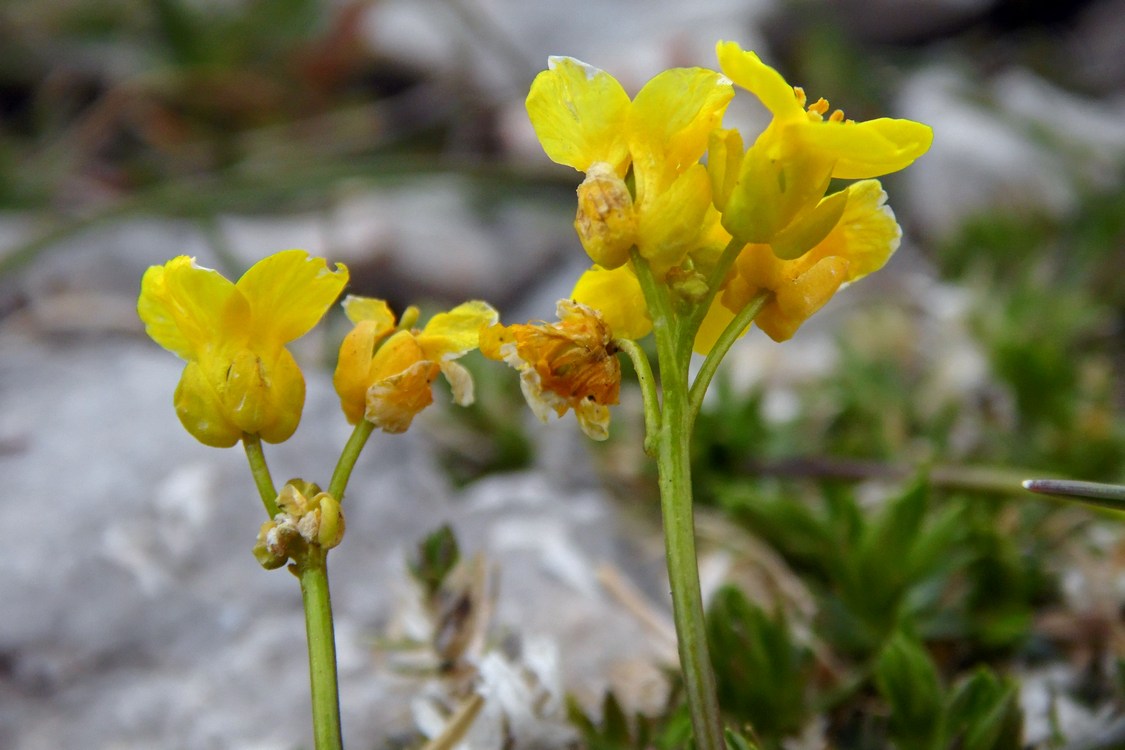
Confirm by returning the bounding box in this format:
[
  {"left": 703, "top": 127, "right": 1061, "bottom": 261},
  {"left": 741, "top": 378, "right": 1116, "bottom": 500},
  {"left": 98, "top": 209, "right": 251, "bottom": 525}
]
[
  {"left": 528, "top": 41, "right": 932, "bottom": 349},
  {"left": 253, "top": 480, "right": 345, "bottom": 569}
]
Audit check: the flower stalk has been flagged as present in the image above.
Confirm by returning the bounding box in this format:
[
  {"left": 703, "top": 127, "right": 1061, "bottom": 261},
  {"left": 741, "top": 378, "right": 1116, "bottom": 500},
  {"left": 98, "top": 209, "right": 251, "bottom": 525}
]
[
  {"left": 632, "top": 249, "right": 725, "bottom": 750},
  {"left": 243, "top": 433, "right": 280, "bottom": 517},
  {"left": 297, "top": 547, "right": 343, "bottom": 750}
]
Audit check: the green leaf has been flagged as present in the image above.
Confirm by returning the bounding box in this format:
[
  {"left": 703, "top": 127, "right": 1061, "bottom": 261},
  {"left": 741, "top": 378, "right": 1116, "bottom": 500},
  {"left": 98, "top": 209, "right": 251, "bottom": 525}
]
[
  {"left": 724, "top": 727, "right": 762, "bottom": 750},
  {"left": 945, "top": 668, "right": 1023, "bottom": 750},
  {"left": 874, "top": 634, "right": 944, "bottom": 750},
  {"left": 707, "top": 586, "right": 811, "bottom": 741}
]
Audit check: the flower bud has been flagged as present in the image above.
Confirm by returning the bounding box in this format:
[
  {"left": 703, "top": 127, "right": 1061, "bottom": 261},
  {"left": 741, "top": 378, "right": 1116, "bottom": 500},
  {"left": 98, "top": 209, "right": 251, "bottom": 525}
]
[
  {"left": 574, "top": 162, "right": 636, "bottom": 270},
  {"left": 253, "top": 521, "right": 290, "bottom": 568}
]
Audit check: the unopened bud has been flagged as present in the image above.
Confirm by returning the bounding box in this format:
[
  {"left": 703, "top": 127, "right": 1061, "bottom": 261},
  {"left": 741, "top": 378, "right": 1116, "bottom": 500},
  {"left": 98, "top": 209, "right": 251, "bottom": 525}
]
[
  {"left": 666, "top": 267, "right": 710, "bottom": 305},
  {"left": 294, "top": 492, "right": 345, "bottom": 550},
  {"left": 253, "top": 521, "right": 291, "bottom": 570},
  {"left": 574, "top": 162, "right": 636, "bottom": 270}
]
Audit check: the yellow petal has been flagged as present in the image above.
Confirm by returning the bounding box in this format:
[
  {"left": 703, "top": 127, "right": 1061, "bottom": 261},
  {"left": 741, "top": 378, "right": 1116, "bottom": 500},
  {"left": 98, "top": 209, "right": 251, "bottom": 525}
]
[
  {"left": 571, "top": 265, "right": 652, "bottom": 340},
  {"left": 721, "top": 125, "right": 835, "bottom": 244},
  {"left": 801, "top": 118, "right": 934, "bottom": 180},
  {"left": 334, "top": 320, "right": 385, "bottom": 424},
  {"left": 256, "top": 348, "right": 306, "bottom": 444},
  {"left": 236, "top": 249, "right": 348, "bottom": 345},
  {"left": 775, "top": 256, "right": 850, "bottom": 321},
  {"left": 628, "top": 67, "right": 733, "bottom": 202},
  {"left": 635, "top": 163, "right": 713, "bottom": 274},
  {"left": 693, "top": 296, "right": 740, "bottom": 355},
  {"left": 222, "top": 348, "right": 273, "bottom": 436},
  {"left": 707, "top": 128, "right": 744, "bottom": 212},
  {"left": 769, "top": 188, "right": 849, "bottom": 260},
  {"left": 138, "top": 256, "right": 242, "bottom": 360},
  {"left": 342, "top": 295, "right": 397, "bottom": 330},
  {"left": 807, "top": 179, "right": 901, "bottom": 280},
  {"left": 173, "top": 361, "right": 242, "bottom": 448},
  {"left": 526, "top": 57, "right": 631, "bottom": 174},
  {"left": 417, "top": 300, "right": 499, "bottom": 360},
  {"left": 715, "top": 41, "right": 803, "bottom": 120}
]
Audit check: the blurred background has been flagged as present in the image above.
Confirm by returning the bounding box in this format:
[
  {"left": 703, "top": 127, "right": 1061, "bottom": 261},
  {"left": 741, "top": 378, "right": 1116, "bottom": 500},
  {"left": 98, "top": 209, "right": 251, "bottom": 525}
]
[{"left": 1, "top": 1, "right": 1123, "bottom": 748}]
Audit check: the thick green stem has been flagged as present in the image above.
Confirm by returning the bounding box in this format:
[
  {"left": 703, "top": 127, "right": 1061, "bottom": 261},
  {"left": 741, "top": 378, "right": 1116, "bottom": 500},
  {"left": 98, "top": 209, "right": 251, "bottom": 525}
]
[
  {"left": 242, "top": 433, "right": 280, "bottom": 517},
  {"left": 298, "top": 548, "right": 343, "bottom": 750},
  {"left": 655, "top": 369, "right": 726, "bottom": 750},
  {"left": 631, "top": 251, "right": 725, "bottom": 750}
]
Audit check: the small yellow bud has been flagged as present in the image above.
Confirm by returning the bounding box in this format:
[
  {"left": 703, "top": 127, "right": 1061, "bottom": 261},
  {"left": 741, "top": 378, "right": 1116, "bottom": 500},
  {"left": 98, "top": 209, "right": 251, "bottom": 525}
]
[
  {"left": 294, "top": 492, "right": 345, "bottom": 549},
  {"left": 574, "top": 162, "right": 636, "bottom": 270},
  {"left": 666, "top": 267, "right": 710, "bottom": 306},
  {"left": 315, "top": 493, "right": 345, "bottom": 549}
]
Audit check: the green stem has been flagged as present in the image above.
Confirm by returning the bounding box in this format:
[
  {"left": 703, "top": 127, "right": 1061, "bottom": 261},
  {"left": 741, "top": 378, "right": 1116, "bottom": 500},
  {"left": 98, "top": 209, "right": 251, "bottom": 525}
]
[
  {"left": 615, "top": 338, "right": 661, "bottom": 456},
  {"left": 687, "top": 236, "right": 746, "bottom": 337},
  {"left": 688, "top": 291, "right": 772, "bottom": 424},
  {"left": 242, "top": 433, "right": 280, "bottom": 517},
  {"left": 328, "top": 420, "right": 376, "bottom": 501},
  {"left": 297, "top": 548, "right": 343, "bottom": 750},
  {"left": 632, "top": 251, "right": 725, "bottom": 750}
]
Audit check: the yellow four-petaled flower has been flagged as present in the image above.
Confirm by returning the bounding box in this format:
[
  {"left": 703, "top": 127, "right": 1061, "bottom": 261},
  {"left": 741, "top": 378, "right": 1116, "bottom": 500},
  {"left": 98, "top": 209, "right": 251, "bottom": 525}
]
[
  {"left": 138, "top": 250, "right": 348, "bottom": 447},
  {"left": 333, "top": 296, "right": 498, "bottom": 433}
]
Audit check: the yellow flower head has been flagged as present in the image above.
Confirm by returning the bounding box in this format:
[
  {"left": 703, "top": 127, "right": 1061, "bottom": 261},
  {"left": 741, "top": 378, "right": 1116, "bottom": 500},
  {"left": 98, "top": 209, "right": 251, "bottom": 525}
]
[
  {"left": 527, "top": 56, "right": 733, "bottom": 275},
  {"left": 713, "top": 40, "right": 933, "bottom": 248},
  {"left": 333, "top": 297, "right": 498, "bottom": 433},
  {"left": 138, "top": 250, "right": 349, "bottom": 447},
  {"left": 697, "top": 179, "right": 901, "bottom": 346},
  {"left": 479, "top": 300, "right": 621, "bottom": 441}
]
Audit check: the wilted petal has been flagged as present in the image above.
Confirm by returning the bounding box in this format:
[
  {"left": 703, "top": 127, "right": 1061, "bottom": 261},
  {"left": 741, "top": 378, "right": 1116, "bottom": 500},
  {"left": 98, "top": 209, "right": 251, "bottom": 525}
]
[{"left": 365, "top": 360, "right": 440, "bottom": 433}]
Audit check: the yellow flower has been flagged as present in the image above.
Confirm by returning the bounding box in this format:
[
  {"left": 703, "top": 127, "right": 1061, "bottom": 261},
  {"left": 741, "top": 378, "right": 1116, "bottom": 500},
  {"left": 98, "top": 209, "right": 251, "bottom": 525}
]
[
  {"left": 712, "top": 40, "right": 933, "bottom": 251},
  {"left": 333, "top": 297, "right": 498, "bottom": 433},
  {"left": 479, "top": 300, "right": 621, "bottom": 441},
  {"left": 527, "top": 56, "right": 733, "bottom": 275},
  {"left": 138, "top": 250, "right": 348, "bottom": 448},
  {"left": 697, "top": 179, "right": 901, "bottom": 346}
]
